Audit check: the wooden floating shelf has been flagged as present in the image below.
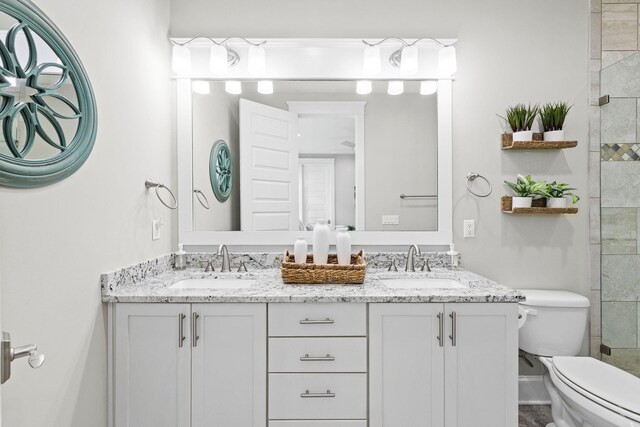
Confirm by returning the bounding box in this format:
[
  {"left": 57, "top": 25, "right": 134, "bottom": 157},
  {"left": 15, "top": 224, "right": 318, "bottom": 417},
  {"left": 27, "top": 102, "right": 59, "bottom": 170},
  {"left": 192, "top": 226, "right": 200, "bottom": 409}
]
[
  {"left": 501, "top": 133, "right": 577, "bottom": 150},
  {"left": 501, "top": 196, "right": 578, "bottom": 215}
]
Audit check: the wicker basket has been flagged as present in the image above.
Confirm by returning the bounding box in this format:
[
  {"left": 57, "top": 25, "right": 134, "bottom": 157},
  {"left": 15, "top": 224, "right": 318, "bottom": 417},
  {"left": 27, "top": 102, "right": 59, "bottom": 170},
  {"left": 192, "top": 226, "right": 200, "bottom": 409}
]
[{"left": 281, "top": 250, "right": 366, "bottom": 284}]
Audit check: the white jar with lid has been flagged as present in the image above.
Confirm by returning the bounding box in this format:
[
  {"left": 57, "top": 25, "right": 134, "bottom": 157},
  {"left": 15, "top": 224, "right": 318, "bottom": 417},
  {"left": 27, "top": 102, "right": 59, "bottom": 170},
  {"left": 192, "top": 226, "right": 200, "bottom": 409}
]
[
  {"left": 312, "top": 220, "right": 330, "bottom": 265},
  {"left": 294, "top": 237, "right": 308, "bottom": 264}
]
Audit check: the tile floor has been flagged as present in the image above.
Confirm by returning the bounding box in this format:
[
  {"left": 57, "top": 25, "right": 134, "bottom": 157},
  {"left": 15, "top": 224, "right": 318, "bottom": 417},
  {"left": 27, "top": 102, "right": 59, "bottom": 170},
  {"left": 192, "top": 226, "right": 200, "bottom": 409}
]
[{"left": 519, "top": 405, "right": 552, "bottom": 427}]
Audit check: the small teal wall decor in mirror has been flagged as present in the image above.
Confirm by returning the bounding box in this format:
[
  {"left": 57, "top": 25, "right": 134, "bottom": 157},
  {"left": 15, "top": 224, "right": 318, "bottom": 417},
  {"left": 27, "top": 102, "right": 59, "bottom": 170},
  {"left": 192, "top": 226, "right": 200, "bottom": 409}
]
[
  {"left": 210, "top": 140, "right": 232, "bottom": 202},
  {"left": 0, "top": 0, "right": 97, "bottom": 188}
]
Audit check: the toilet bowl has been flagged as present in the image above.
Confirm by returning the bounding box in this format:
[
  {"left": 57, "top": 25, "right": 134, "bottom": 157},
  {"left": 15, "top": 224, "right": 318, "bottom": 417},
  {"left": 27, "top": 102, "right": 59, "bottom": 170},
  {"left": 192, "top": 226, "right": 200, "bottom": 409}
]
[{"left": 519, "top": 290, "right": 640, "bottom": 427}]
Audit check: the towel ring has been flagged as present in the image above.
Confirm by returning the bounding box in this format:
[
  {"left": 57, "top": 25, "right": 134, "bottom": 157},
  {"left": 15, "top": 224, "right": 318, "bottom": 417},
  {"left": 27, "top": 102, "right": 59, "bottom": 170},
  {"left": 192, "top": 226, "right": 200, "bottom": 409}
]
[
  {"left": 465, "top": 172, "right": 492, "bottom": 198},
  {"left": 145, "top": 179, "right": 178, "bottom": 209},
  {"left": 193, "top": 189, "right": 210, "bottom": 209}
]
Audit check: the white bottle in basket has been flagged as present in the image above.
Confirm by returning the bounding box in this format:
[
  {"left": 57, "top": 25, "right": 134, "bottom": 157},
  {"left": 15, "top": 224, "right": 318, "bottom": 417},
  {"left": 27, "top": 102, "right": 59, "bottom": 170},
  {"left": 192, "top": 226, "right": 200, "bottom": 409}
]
[
  {"left": 336, "top": 227, "right": 351, "bottom": 265},
  {"left": 294, "top": 237, "right": 308, "bottom": 264},
  {"left": 313, "top": 220, "right": 330, "bottom": 264}
]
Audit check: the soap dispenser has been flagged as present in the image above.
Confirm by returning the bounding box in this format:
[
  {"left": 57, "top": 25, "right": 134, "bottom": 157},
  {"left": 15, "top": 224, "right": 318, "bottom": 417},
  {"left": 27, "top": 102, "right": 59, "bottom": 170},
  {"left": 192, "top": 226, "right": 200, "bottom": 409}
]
[
  {"left": 447, "top": 243, "right": 460, "bottom": 269},
  {"left": 174, "top": 243, "right": 187, "bottom": 270}
]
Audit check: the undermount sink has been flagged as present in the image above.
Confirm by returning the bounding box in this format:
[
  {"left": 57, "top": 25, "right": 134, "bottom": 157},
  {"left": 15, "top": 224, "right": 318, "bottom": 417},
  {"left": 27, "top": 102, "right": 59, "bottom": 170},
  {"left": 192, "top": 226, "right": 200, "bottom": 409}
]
[
  {"left": 382, "top": 278, "right": 466, "bottom": 289},
  {"left": 170, "top": 278, "right": 257, "bottom": 289}
]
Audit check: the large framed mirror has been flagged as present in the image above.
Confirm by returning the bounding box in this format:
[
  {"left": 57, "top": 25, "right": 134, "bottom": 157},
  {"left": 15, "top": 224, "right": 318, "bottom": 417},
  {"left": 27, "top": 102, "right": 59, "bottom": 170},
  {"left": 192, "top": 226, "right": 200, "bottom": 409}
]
[{"left": 176, "top": 38, "right": 453, "bottom": 246}]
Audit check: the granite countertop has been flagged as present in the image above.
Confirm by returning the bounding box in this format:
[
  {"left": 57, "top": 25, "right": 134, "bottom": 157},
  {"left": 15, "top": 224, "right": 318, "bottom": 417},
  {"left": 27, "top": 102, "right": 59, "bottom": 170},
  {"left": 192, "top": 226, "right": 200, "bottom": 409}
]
[{"left": 101, "top": 263, "right": 524, "bottom": 304}]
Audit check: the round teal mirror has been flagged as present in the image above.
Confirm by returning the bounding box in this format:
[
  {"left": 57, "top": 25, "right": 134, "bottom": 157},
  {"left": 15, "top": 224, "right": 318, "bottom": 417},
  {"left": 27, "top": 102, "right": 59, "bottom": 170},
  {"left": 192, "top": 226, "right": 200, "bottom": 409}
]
[
  {"left": 0, "top": 0, "right": 97, "bottom": 187},
  {"left": 209, "top": 140, "right": 232, "bottom": 202}
]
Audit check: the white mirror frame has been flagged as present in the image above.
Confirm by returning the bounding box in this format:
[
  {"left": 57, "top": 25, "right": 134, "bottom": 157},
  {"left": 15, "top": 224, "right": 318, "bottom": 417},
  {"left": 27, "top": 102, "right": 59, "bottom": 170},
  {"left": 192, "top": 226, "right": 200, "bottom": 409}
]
[{"left": 175, "top": 38, "right": 453, "bottom": 246}]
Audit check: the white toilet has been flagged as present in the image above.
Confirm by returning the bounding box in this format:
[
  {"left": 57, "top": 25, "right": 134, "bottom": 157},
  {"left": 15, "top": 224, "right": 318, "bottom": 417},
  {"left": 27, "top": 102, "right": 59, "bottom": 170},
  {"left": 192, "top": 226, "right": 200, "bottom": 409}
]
[{"left": 519, "top": 289, "right": 640, "bottom": 427}]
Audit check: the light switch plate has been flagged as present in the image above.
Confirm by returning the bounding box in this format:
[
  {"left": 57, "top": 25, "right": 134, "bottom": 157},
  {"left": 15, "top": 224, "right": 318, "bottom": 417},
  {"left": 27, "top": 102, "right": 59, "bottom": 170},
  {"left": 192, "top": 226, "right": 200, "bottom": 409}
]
[
  {"left": 382, "top": 215, "right": 399, "bottom": 225},
  {"left": 152, "top": 219, "right": 162, "bottom": 240}
]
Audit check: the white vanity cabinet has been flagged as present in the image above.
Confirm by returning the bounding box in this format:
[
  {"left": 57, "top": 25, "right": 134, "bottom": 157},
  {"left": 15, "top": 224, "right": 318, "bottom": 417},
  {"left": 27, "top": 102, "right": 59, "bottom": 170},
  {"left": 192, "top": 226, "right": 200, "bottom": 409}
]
[
  {"left": 369, "top": 303, "right": 518, "bottom": 427},
  {"left": 111, "top": 303, "right": 266, "bottom": 427},
  {"left": 268, "top": 303, "right": 367, "bottom": 426}
]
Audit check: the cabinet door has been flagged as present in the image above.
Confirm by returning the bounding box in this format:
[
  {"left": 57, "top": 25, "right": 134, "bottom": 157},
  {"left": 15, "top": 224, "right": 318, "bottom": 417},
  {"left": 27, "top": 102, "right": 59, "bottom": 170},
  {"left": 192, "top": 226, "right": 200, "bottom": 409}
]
[
  {"left": 444, "top": 303, "right": 518, "bottom": 427},
  {"left": 192, "top": 303, "right": 267, "bottom": 427},
  {"left": 114, "top": 303, "right": 191, "bottom": 427},
  {"left": 369, "top": 303, "right": 445, "bottom": 427}
]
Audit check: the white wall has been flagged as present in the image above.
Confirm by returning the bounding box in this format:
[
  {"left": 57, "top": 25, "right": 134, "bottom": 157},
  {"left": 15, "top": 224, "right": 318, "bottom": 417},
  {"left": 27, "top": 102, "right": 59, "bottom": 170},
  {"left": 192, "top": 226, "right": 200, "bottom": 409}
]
[
  {"left": 172, "top": 0, "right": 589, "bottom": 294},
  {"left": 0, "top": 0, "right": 174, "bottom": 425}
]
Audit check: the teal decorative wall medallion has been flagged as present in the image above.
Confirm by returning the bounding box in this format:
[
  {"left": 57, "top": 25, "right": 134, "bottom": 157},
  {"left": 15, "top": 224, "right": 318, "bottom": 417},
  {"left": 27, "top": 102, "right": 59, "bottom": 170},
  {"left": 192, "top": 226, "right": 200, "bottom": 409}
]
[
  {"left": 209, "top": 140, "right": 232, "bottom": 202},
  {"left": 0, "top": 0, "right": 97, "bottom": 187}
]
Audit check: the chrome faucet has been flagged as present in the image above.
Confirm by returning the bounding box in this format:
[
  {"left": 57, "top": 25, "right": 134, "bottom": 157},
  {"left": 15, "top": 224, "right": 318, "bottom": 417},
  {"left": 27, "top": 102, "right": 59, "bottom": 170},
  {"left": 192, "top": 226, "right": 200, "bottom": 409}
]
[
  {"left": 217, "top": 244, "right": 231, "bottom": 272},
  {"left": 405, "top": 244, "right": 421, "bottom": 272}
]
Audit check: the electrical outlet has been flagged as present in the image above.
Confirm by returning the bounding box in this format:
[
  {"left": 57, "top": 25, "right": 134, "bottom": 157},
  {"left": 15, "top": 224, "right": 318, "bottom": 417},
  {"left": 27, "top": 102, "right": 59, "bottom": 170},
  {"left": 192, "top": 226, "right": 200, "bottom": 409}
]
[
  {"left": 382, "top": 215, "right": 399, "bottom": 225},
  {"left": 152, "top": 219, "right": 163, "bottom": 240},
  {"left": 463, "top": 220, "right": 475, "bottom": 238}
]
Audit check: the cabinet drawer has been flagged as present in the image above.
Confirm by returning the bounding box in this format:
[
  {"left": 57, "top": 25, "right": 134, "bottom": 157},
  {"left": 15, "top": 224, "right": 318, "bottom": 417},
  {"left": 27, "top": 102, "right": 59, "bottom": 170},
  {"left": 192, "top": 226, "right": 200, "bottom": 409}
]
[
  {"left": 268, "top": 304, "right": 366, "bottom": 337},
  {"left": 269, "top": 374, "right": 367, "bottom": 420},
  {"left": 270, "top": 422, "right": 367, "bottom": 427},
  {"left": 269, "top": 338, "right": 367, "bottom": 373}
]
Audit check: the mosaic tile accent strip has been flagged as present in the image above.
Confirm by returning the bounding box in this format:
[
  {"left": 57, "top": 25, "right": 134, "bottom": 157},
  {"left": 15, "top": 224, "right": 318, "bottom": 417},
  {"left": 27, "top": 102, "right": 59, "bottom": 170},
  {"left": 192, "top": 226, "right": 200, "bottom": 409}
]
[{"left": 601, "top": 143, "right": 640, "bottom": 160}]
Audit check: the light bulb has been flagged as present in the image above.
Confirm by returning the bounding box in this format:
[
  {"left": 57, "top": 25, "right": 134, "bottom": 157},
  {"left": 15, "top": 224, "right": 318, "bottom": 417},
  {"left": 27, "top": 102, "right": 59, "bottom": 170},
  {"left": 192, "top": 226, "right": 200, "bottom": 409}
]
[
  {"left": 387, "top": 81, "right": 403, "bottom": 95},
  {"left": 438, "top": 46, "right": 457, "bottom": 76},
  {"left": 356, "top": 80, "right": 372, "bottom": 95},
  {"left": 171, "top": 45, "right": 191, "bottom": 75},
  {"left": 192, "top": 80, "right": 210, "bottom": 95},
  {"left": 420, "top": 81, "right": 437, "bottom": 95},
  {"left": 363, "top": 45, "right": 381, "bottom": 77},
  {"left": 225, "top": 80, "right": 242, "bottom": 94},
  {"left": 209, "top": 44, "right": 228, "bottom": 75},
  {"left": 400, "top": 45, "right": 419, "bottom": 75},
  {"left": 248, "top": 45, "right": 266, "bottom": 75},
  {"left": 257, "top": 80, "right": 273, "bottom": 94}
]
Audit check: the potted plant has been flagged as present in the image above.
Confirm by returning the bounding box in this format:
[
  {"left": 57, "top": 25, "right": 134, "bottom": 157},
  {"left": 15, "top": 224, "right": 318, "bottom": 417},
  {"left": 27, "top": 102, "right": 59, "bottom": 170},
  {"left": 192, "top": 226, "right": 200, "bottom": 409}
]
[
  {"left": 504, "top": 174, "right": 548, "bottom": 208},
  {"left": 499, "top": 104, "right": 539, "bottom": 141},
  {"left": 544, "top": 181, "right": 579, "bottom": 208},
  {"left": 539, "top": 102, "right": 572, "bottom": 141}
]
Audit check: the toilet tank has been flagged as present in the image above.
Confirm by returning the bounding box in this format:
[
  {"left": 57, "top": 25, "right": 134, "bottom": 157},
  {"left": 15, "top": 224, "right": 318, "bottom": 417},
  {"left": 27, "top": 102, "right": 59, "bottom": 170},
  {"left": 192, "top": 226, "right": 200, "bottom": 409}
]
[{"left": 519, "top": 290, "right": 590, "bottom": 357}]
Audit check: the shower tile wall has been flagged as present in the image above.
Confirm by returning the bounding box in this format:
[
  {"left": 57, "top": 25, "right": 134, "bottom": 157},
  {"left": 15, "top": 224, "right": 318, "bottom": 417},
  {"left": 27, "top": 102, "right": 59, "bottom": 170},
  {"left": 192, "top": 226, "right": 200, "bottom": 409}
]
[{"left": 593, "top": 0, "right": 640, "bottom": 377}]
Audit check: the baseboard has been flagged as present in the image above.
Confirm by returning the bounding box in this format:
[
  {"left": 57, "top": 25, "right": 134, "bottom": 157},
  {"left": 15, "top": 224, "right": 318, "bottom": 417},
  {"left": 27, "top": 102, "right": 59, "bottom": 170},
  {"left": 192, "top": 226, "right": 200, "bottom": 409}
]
[{"left": 519, "top": 375, "right": 551, "bottom": 405}]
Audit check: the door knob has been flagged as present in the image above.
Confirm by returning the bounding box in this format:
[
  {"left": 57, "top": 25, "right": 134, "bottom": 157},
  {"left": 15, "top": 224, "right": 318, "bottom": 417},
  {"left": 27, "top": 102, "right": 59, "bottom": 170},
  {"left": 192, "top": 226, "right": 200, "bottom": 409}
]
[{"left": 1, "top": 331, "right": 45, "bottom": 384}]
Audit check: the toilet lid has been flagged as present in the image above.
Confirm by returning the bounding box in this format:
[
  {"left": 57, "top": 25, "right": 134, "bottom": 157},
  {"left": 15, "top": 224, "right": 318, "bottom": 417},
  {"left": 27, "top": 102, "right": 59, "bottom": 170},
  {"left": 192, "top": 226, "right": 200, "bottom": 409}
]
[{"left": 552, "top": 357, "right": 640, "bottom": 417}]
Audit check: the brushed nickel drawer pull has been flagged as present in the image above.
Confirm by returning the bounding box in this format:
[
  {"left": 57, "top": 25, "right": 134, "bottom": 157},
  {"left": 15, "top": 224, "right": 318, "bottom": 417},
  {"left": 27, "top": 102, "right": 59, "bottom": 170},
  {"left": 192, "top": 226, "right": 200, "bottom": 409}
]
[
  {"left": 300, "top": 389, "right": 335, "bottom": 398},
  {"left": 299, "top": 318, "right": 334, "bottom": 325},
  {"left": 192, "top": 312, "right": 200, "bottom": 347},
  {"left": 449, "top": 311, "right": 457, "bottom": 346},
  {"left": 178, "top": 313, "right": 186, "bottom": 348},
  {"left": 437, "top": 312, "right": 444, "bottom": 347},
  {"left": 300, "top": 354, "right": 335, "bottom": 362}
]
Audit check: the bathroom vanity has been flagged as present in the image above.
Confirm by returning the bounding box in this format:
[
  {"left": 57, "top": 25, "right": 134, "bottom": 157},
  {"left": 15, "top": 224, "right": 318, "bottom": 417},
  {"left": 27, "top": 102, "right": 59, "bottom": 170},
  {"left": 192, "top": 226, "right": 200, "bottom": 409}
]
[{"left": 103, "top": 262, "right": 522, "bottom": 427}]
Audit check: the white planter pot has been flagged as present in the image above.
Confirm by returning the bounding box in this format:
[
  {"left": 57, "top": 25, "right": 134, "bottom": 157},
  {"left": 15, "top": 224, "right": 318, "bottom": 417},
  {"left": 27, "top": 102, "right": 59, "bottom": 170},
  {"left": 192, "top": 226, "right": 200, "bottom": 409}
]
[
  {"left": 512, "top": 131, "right": 534, "bottom": 141},
  {"left": 512, "top": 196, "right": 533, "bottom": 208},
  {"left": 547, "top": 197, "right": 568, "bottom": 208},
  {"left": 543, "top": 130, "right": 565, "bottom": 141}
]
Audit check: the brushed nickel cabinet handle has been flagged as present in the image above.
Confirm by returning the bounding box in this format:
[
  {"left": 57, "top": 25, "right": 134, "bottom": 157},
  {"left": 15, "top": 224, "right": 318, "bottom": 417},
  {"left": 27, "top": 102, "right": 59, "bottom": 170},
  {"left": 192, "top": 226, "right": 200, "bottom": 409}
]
[
  {"left": 299, "top": 318, "right": 334, "bottom": 325},
  {"left": 449, "top": 311, "right": 457, "bottom": 346},
  {"left": 178, "top": 313, "right": 186, "bottom": 348},
  {"left": 192, "top": 312, "right": 200, "bottom": 347},
  {"left": 300, "top": 389, "right": 335, "bottom": 398},
  {"left": 300, "top": 354, "right": 335, "bottom": 362},
  {"left": 437, "top": 312, "right": 444, "bottom": 347}
]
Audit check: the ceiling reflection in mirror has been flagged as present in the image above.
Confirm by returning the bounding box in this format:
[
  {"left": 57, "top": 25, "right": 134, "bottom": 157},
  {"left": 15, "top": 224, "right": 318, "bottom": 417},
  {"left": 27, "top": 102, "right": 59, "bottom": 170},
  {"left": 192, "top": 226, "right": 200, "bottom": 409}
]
[{"left": 192, "top": 80, "right": 438, "bottom": 232}]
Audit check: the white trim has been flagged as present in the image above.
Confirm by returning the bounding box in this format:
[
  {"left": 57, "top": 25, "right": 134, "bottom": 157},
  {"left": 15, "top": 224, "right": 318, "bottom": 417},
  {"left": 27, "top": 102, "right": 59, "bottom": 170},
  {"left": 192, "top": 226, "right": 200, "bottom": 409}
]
[
  {"left": 177, "top": 79, "right": 195, "bottom": 239},
  {"left": 519, "top": 375, "right": 551, "bottom": 405},
  {"left": 288, "top": 101, "right": 365, "bottom": 230},
  {"left": 177, "top": 77, "right": 453, "bottom": 247}
]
